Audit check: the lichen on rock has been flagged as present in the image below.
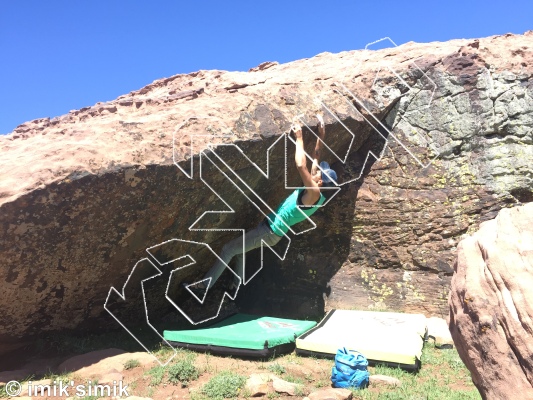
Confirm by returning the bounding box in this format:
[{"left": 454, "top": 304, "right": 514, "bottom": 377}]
[{"left": 0, "top": 31, "right": 532, "bottom": 354}]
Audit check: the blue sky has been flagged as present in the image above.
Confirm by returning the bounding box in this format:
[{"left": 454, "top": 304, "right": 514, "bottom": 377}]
[{"left": 1, "top": 1, "right": 531, "bottom": 134}]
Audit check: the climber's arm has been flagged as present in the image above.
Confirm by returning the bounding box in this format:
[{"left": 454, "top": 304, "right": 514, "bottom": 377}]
[
  {"left": 293, "top": 123, "right": 320, "bottom": 193},
  {"left": 311, "top": 115, "right": 325, "bottom": 176}
]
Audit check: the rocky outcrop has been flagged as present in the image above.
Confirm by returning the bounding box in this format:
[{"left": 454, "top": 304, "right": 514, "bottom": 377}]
[
  {"left": 1, "top": 31, "right": 532, "bottom": 354},
  {"left": 449, "top": 202, "right": 533, "bottom": 400},
  {"left": 57, "top": 348, "right": 156, "bottom": 375}
]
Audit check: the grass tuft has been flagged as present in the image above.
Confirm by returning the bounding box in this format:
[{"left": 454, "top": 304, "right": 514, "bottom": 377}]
[
  {"left": 145, "top": 365, "right": 165, "bottom": 386},
  {"left": 201, "top": 370, "right": 247, "bottom": 399},
  {"left": 167, "top": 354, "right": 200, "bottom": 386},
  {"left": 267, "top": 362, "right": 286, "bottom": 375},
  {"left": 124, "top": 359, "right": 140, "bottom": 370}
]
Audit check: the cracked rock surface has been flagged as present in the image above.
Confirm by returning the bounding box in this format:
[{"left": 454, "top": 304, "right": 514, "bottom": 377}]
[
  {"left": 0, "top": 31, "right": 532, "bottom": 354},
  {"left": 449, "top": 202, "right": 533, "bottom": 400}
]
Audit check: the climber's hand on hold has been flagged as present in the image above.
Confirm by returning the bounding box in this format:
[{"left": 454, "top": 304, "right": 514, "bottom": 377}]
[{"left": 291, "top": 122, "right": 302, "bottom": 139}]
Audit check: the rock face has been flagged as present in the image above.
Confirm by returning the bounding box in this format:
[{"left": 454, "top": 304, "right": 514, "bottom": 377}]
[
  {"left": 0, "top": 31, "right": 532, "bottom": 354},
  {"left": 449, "top": 202, "right": 533, "bottom": 400}
]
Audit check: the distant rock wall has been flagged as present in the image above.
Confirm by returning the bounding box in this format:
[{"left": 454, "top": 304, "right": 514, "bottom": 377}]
[{"left": 0, "top": 31, "right": 532, "bottom": 354}]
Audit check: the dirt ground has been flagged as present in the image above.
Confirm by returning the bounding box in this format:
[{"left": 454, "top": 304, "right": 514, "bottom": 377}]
[
  {"left": 120, "top": 348, "right": 477, "bottom": 399},
  {"left": 1, "top": 335, "right": 480, "bottom": 400}
]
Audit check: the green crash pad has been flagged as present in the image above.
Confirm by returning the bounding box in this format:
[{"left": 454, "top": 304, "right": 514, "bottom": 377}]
[{"left": 164, "top": 313, "right": 317, "bottom": 357}]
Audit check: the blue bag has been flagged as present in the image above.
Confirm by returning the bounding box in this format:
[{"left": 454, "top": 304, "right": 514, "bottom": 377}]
[{"left": 331, "top": 347, "right": 370, "bottom": 389}]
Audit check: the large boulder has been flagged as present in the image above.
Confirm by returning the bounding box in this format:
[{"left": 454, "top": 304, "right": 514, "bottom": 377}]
[
  {"left": 449, "top": 202, "right": 533, "bottom": 399},
  {"left": 1, "top": 31, "right": 532, "bottom": 355}
]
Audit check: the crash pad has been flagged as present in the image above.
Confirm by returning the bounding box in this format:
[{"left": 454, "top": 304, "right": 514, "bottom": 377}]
[
  {"left": 164, "top": 313, "right": 316, "bottom": 358},
  {"left": 295, "top": 309, "right": 427, "bottom": 370}
]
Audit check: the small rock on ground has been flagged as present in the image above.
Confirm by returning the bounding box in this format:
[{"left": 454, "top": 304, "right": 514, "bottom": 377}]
[
  {"left": 370, "top": 374, "right": 402, "bottom": 387},
  {"left": 272, "top": 376, "right": 306, "bottom": 396},
  {"left": 245, "top": 373, "right": 275, "bottom": 396},
  {"left": 308, "top": 387, "right": 353, "bottom": 400}
]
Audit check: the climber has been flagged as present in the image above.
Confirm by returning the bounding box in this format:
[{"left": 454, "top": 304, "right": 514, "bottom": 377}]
[{"left": 184, "top": 114, "right": 338, "bottom": 298}]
